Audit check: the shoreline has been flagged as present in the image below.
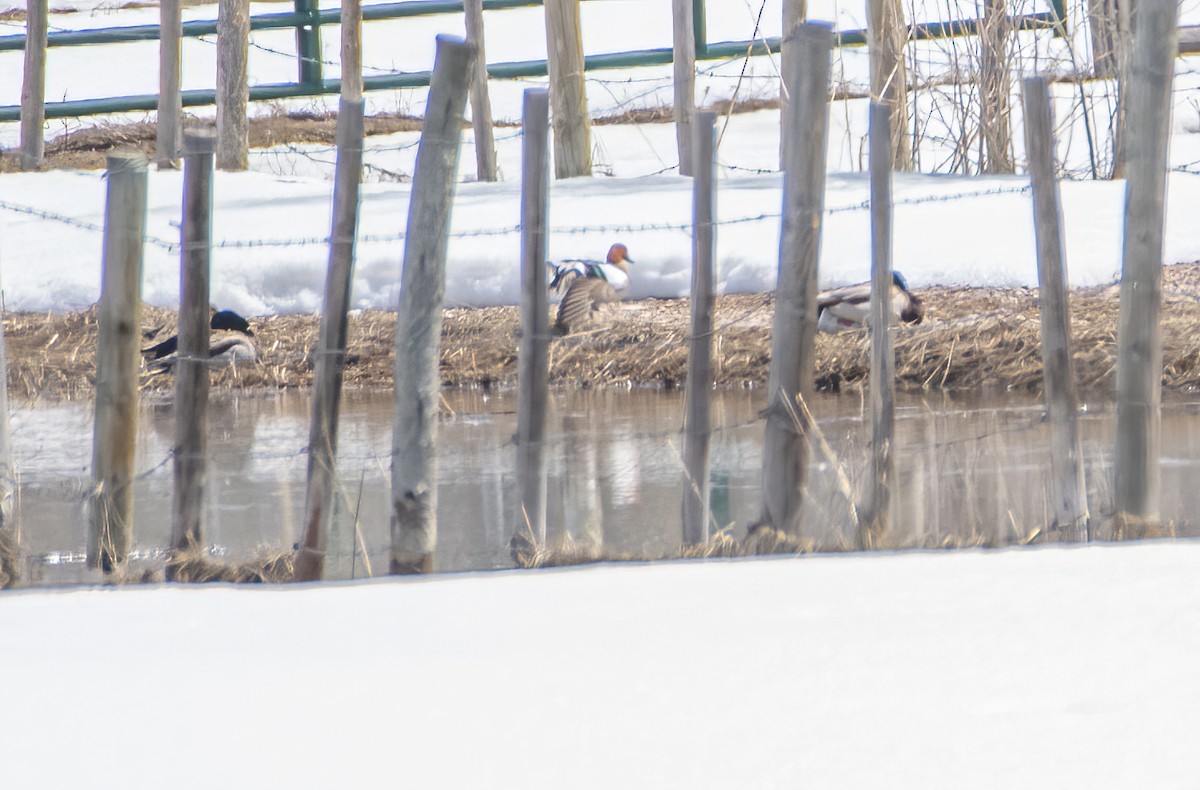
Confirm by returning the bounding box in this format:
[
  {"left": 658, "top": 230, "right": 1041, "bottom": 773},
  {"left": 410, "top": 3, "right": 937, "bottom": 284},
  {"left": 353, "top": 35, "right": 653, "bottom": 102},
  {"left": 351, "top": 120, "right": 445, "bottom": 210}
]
[{"left": 5, "top": 267, "right": 1200, "bottom": 401}]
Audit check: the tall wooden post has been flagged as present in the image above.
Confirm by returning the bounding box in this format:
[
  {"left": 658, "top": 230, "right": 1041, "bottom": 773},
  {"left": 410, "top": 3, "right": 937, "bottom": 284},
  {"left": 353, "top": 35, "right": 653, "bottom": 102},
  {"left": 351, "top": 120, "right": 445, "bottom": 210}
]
[
  {"left": 860, "top": 102, "right": 896, "bottom": 549},
  {"left": 88, "top": 153, "right": 148, "bottom": 572},
  {"left": 544, "top": 0, "right": 591, "bottom": 178},
  {"left": 19, "top": 0, "right": 48, "bottom": 170},
  {"left": 296, "top": 0, "right": 364, "bottom": 583},
  {"left": 1114, "top": 0, "right": 1179, "bottom": 529},
  {"left": 866, "top": 0, "right": 912, "bottom": 171},
  {"left": 168, "top": 133, "right": 216, "bottom": 576},
  {"left": 464, "top": 0, "right": 497, "bottom": 182},
  {"left": 759, "top": 23, "right": 832, "bottom": 536},
  {"left": 681, "top": 110, "right": 717, "bottom": 545},
  {"left": 157, "top": 0, "right": 184, "bottom": 168},
  {"left": 672, "top": 0, "right": 696, "bottom": 177},
  {"left": 390, "top": 36, "right": 474, "bottom": 575},
  {"left": 216, "top": 0, "right": 250, "bottom": 171},
  {"left": 1022, "top": 77, "right": 1089, "bottom": 542},
  {"left": 779, "top": 0, "right": 806, "bottom": 170},
  {"left": 512, "top": 88, "right": 551, "bottom": 556},
  {"left": 980, "top": 0, "right": 1014, "bottom": 174},
  {"left": 1087, "top": 0, "right": 1120, "bottom": 78}
]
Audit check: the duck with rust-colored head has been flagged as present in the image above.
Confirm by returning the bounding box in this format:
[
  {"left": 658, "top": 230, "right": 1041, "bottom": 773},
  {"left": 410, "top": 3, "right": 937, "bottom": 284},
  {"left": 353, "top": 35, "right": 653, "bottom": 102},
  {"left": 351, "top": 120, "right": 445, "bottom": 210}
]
[
  {"left": 816, "top": 271, "right": 924, "bottom": 333},
  {"left": 549, "top": 243, "right": 635, "bottom": 334}
]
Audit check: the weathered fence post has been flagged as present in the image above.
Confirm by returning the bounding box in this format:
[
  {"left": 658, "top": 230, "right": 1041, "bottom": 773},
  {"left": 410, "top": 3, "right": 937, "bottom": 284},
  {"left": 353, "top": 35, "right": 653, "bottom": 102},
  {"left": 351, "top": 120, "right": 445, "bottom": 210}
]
[
  {"left": 859, "top": 101, "right": 896, "bottom": 549},
  {"left": 390, "top": 36, "right": 475, "bottom": 575},
  {"left": 544, "top": 0, "right": 591, "bottom": 178},
  {"left": 512, "top": 88, "right": 551, "bottom": 558},
  {"left": 0, "top": 305, "right": 18, "bottom": 588},
  {"left": 980, "top": 0, "right": 1013, "bottom": 174},
  {"left": 216, "top": 0, "right": 250, "bottom": 171},
  {"left": 157, "top": 0, "right": 183, "bottom": 169},
  {"left": 759, "top": 23, "right": 832, "bottom": 536},
  {"left": 672, "top": 0, "right": 696, "bottom": 177},
  {"left": 464, "top": 0, "right": 498, "bottom": 182},
  {"left": 1114, "top": 0, "right": 1179, "bottom": 532},
  {"left": 19, "top": 0, "right": 48, "bottom": 170},
  {"left": 168, "top": 132, "right": 216, "bottom": 577},
  {"left": 1022, "top": 76, "right": 1089, "bottom": 542},
  {"left": 88, "top": 153, "right": 149, "bottom": 572},
  {"left": 779, "top": 0, "right": 805, "bottom": 170},
  {"left": 1087, "top": 0, "right": 1120, "bottom": 78},
  {"left": 681, "top": 110, "right": 717, "bottom": 546},
  {"left": 296, "top": 0, "right": 364, "bottom": 583},
  {"left": 867, "top": 0, "right": 912, "bottom": 171}
]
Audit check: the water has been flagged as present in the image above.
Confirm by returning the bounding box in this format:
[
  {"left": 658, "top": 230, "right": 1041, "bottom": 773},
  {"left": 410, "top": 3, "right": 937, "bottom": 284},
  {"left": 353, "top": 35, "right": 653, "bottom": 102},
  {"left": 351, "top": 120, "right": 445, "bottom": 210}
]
[{"left": 14, "top": 388, "right": 1200, "bottom": 583}]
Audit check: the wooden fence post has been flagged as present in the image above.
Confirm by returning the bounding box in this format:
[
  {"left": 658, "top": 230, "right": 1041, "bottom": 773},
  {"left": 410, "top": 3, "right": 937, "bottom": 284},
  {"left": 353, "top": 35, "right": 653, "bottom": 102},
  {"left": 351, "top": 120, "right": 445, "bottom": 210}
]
[
  {"left": 216, "top": 0, "right": 250, "bottom": 171},
  {"left": 157, "top": 0, "right": 183, "bottom": 169},
  {"left": 390, "top": 36, "right": 474, "bottom": 575},
  {"left": 1114, "top": 0, "right": 1179, "bottom": 531},
  {"left": 512, "top": 88, "right": 551, "bottom": 558},
  {"left": 168, "top": 132, "right": 216, "bottom": 577},
  {"left": 672, "top": 0, "right": 696, "bottom": 177},
  {"left": 0, "top": 305, "right": 18, "bottom": 588},
  {"left": 980, "top": 0, "right": 1013, "bottom": 174},
  {"left": 681, "top": 110, "right": 716, "bottom": 546},
  {"left": 464, "top": 0, "right": 498, "bottom": 182},
  {"left": 88, "top": 153, "right": 148, "bottom": 572},
  {"left": 859, "top": 101, "right": 896, "bottom": 549},
  {"left": 19, "top": 0, "right": 48, "bottom": 170},
  {"left": 544, "top": 0, "right": 591, "bottom": 178},
  {"left": 1087, "top": 0, "right": 1120, "bottom": 78},
  {"left": 867, "top": 0, "right": 912, "bottom": 171},
  {"left": 759, "top": 23, "right": 832, "bottom": 536},
  {"left": 1021, "top": 77, "right": 1089, "bottom": 542},
  {"left": 296, "top": 0, "right": 364, "bottom": 583},
  {"left": 779, "top": 0, "right": 805, "bottom": 171}
]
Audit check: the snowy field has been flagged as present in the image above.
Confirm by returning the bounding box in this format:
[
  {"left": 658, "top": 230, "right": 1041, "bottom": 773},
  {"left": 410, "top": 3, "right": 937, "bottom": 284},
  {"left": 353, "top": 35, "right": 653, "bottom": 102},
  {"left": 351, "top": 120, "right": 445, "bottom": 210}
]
[
  {"left": 4, "top": 2, "right": 1200, "bottom": 787},
  {"left": 4, "top": 541, "right": 1200, "bottom": 788}
]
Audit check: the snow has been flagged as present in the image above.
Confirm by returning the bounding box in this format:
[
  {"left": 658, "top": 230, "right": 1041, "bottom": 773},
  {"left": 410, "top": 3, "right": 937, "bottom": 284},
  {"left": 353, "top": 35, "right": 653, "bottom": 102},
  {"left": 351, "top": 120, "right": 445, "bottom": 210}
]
[
  {"left": 4, "top": 541, "right": 1200, "bottom": 788},
  {"left": 4, "top": 3, "right": 1200, "bottom": 786}
]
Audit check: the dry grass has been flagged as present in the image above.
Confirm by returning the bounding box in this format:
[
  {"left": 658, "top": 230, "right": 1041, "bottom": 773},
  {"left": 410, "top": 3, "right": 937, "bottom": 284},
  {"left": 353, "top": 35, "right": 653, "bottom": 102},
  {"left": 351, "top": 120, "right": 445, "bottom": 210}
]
[
  {"left": 11, "top": 264, "right": 1200, "bottom": 401},
  {"left": 0, "top": 526, "right": 18, "bottom": 589},
  {"left": 0, "top": 111, "right": 428, "bottom": 173},
  {"left": 164, "top": 547, "right": 295, "bottom": 583}
]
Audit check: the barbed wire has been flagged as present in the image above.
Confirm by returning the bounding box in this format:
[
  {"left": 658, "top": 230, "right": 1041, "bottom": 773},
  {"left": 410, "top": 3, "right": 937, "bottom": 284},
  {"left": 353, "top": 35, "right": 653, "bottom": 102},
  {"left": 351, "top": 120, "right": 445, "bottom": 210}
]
[{"left": 0, "top": 182, "right": 1041, "bottom": 254}]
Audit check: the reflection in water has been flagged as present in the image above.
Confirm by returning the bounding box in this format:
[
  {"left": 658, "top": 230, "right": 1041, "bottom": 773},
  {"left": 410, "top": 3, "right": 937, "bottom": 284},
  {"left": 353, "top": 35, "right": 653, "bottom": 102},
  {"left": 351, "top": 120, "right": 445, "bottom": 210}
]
[{"left": 15, "top": 389, "right": 1200, "bottom": 584}]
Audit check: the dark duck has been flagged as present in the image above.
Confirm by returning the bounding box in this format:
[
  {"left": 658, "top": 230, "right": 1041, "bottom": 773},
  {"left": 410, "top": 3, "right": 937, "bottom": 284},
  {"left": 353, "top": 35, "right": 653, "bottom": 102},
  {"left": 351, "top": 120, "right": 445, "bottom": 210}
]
[
  {"left": 547, "top": 243, "right": 635, "bottom": 334},
  {"left": 816, "top": 271, "right": 924, "bottom": 333},
  {"left": 142, "top": 309, "right": 256, "bottom": 367}
]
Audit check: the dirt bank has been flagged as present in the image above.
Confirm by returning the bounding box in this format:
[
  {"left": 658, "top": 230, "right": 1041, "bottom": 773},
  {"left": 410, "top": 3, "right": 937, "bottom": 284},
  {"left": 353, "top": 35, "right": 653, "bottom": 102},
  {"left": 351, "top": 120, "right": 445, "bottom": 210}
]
[{"left": 6, "top": 263, "right": 1200, "bottom": 402}]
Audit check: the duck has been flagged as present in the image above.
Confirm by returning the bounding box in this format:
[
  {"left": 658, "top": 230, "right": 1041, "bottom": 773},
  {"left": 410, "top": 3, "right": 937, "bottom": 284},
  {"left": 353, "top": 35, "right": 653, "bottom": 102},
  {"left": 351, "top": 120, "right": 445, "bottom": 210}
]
[
  {"left": 142, "top": 309, "right": 256, "bottom": 367},
  {"left": 816, "top": 271, "right": 924, "bottom": 333},
  {"left": 549, "top": 243, "right": 635, "bottom": 334}
]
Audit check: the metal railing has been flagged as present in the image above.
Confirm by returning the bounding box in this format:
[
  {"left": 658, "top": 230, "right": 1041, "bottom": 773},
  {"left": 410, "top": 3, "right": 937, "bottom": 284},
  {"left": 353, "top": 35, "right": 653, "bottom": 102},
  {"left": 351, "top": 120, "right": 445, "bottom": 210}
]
[{"left": 0, "top": 0, "right": 1067, "bottom": 122}]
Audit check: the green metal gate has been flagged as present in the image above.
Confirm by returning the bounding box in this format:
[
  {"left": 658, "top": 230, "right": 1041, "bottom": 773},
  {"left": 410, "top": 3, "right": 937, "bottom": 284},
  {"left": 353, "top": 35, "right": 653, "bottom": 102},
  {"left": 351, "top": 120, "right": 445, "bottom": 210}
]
[{"left": 0, "top": 0, "right": 1066, "bottom": 122}]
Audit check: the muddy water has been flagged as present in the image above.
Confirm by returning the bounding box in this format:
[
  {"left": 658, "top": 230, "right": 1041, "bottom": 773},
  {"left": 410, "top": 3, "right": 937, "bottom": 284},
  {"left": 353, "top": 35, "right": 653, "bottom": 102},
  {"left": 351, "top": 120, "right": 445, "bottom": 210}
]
[{"left": 15, "top": 389, "right": 1200, "bottom": 583}]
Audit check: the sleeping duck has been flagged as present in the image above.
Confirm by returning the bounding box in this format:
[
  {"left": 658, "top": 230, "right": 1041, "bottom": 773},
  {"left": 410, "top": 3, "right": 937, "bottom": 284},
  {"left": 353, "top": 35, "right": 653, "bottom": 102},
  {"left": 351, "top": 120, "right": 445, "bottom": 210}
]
[
  {"left": 142, "top": 309, "right": 256, "bottom": 368},
  {"left": 816, "top": 271, "right": 924, "bottom": 333},
  {"left": 549, "top": 243, "right": 635, "bottom": 334}
]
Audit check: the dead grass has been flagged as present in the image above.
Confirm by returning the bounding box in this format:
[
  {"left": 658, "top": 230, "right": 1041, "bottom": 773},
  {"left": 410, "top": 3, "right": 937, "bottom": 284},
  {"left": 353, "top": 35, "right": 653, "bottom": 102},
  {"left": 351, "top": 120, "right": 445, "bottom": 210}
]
[
  {"left": 164, "top": 547, "right": 295, "bottom": 583},
  {"left": 8, "top": 264, "right": 1200, "bottom": 401},
  {"left": 0, "top": 526, "right": 18, "bottom": 589}
]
